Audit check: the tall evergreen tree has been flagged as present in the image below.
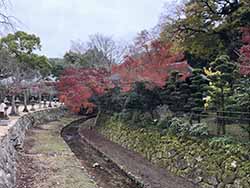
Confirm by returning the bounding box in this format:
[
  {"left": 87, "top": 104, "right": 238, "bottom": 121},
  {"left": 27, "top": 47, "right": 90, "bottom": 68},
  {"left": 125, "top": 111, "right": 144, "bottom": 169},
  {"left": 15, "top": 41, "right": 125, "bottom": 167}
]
[
  {"left": 228, "top": 76, "right": 250, "bottom": 139},
  {"left": 187, "top": 69, "right": 208, "bottom": 122},
  {"left": 205, "top": 55, "right": 238, "bottom": 135},
  {"left": 161, "top": 71, "right": 191, "bottom": 113}
]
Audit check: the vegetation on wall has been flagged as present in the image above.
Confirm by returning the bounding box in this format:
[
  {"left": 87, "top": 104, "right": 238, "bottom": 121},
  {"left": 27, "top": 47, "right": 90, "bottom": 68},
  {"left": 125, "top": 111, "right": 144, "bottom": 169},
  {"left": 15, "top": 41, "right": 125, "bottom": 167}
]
[{"left": 99, "top": 116, "right": 250, "bottom": 187}]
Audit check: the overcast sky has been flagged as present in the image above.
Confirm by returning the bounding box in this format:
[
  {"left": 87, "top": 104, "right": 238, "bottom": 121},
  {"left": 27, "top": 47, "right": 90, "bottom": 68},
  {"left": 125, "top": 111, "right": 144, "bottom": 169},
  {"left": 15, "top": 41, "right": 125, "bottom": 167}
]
[{"left": 10, "top": 0, "right": 167, "bottom": 58}]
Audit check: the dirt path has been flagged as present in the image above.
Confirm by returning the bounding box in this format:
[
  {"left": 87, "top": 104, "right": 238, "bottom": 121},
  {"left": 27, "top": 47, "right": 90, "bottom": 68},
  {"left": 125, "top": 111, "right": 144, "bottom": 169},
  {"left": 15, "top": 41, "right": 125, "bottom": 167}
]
[
  {"left": 16, "top": 117, "right": 97, "bottom": 188},
  {"left": 61, "top": 118, "right": 141, "bottom": 188},
  {"left": 79, "top": 120, "right": 198, "bottom": 188}
]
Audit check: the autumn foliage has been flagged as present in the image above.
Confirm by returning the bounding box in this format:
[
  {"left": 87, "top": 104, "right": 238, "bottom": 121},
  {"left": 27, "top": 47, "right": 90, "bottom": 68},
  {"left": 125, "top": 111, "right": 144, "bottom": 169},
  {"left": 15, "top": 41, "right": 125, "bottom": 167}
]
[
  {"left": 58, "top": 68, "right": 113, "bottom": 112},
  {"left": 239, "top": 27, "right": 250, "bottom": 75},
  {"left": 58, "top": 40, "right": 191, "bottom": 112},
  {"left": 112, "top": 40, "right": 191, "bottom": 92}
]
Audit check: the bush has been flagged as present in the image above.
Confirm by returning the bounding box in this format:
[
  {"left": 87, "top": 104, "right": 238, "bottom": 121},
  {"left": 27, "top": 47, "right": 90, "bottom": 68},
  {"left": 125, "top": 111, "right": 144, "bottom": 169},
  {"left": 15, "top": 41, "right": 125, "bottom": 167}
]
[
  {"left": 157, "top": 116, "right": 209, "bottom": 138},
  {"left": 209, "top": 136, "right": 235, "bottom": 148},
  {"left": 156, "top": 114, "right": 172, "bottom": 129},
  {"left": 189, "top": 123, "right": 209, "bottom": 137},
  {"left": 168, "top": 117, "right": 190, "bottom": 136}
]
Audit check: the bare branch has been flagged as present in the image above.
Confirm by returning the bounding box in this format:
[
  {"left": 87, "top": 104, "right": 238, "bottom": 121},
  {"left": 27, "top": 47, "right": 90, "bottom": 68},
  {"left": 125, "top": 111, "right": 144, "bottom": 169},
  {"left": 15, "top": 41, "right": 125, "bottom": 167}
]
[
  {"left": 0, "top": 0, "right": 18, "bottom": 35},
  {"left": 70, "top": 34, "right": 129, "bottom": 69}
]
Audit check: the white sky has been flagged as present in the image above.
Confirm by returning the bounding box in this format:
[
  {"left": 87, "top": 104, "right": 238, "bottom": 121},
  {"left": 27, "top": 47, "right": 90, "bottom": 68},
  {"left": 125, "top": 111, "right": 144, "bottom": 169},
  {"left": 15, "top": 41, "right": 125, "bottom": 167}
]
[{"left": 10, "top": 0, "right": 167, "bottom": 58}]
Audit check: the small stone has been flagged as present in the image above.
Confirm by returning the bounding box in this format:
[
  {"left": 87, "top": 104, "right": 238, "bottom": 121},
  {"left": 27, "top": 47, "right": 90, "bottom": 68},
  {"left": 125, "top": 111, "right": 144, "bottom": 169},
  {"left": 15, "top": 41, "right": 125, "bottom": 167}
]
[
  {"left": 223, "top": 173, "right": 236, "bottom": 184},
  {"left": 196, "top": 156, "right": 203, "bottom": 162},
  {"left": 200, "top": 183, "right": 215, "bottom": 188},
  {"left": 225, "top": 184, "right": 234, "bottom": 188},
  {"left": 193, "top": 176, "right": 203, "bottom": 184},
  {"left": 230, "top": 161, "right": 237, "bottom": 169},
  {"left": 92, "top": 162, "right": 100, "bottom": 168},
  {"left": 233, "top": 179, "right": 242, "bottom": 188},
  {"left": 217, "top": 183, "right": 225, "bottom": 188},
  {"left": 175, "top": 159, "right": 188, "bottom": 170},
  {"left": 207, "top": 176, "right": 218, "bottom": 186},
  {"left": 167, "top": 150, "right": 177, "bottom": 158},
  {"left": 194, "top": 168, "right": 203, "bottom": 177}
]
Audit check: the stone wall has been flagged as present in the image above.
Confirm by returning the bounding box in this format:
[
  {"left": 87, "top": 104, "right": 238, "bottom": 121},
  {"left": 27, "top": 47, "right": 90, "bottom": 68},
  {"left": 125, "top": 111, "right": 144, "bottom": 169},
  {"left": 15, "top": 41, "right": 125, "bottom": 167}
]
[
  {"left": 0, "top": 108, "right": 65, "bottom": 188},
  {"left": 99, "top": 119, "right": 250, "bottom": 188}
]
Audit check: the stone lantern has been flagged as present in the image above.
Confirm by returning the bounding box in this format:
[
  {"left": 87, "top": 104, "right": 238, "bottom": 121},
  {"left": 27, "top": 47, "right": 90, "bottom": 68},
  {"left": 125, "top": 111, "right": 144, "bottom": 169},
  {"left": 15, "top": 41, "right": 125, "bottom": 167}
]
[
  {"left": 30, "top": 97, "right": 36, "bottom": 111},
  {"left": 48, "top": 95, "right": 52, "bottom": 108},
  {"left": 23, "top": 90, "right": 29, "bottom": 113},
  {"left": 53, "top": 97, "right": 58, "bottom": 107},
  {"left": 43, "top": 96, "right": 47, "bottom": 108},
  {"left": 15, "top": 97, "right": 21, "bottom": 115},
  {"left": 3, "top": 97, "right": 10, "bottom": 119}
]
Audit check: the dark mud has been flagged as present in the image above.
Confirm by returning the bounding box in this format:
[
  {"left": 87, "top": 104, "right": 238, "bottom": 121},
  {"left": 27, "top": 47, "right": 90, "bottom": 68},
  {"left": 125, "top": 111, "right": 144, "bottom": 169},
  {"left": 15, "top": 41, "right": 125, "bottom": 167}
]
[{"left": 61, "top": 117, "right": 142, "bottom": 188}]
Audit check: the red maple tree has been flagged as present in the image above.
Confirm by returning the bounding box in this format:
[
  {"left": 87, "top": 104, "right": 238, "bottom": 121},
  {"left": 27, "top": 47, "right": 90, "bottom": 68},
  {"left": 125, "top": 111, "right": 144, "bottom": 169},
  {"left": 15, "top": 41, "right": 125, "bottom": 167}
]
[
  {"left": 58, "top": 67, "right": 113, "bottom": 112},
  {"left": 112, "top": 40, "right": 191, "bottom": 92},
  {"left": 239, "top": 27, "right": 250, "bottom": 75}
]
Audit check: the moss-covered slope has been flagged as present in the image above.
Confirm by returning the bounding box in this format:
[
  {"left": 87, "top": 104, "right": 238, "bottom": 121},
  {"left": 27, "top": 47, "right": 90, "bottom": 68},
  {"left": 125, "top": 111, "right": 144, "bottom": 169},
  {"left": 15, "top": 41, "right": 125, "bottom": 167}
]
[{"left": 99, "top": 119, "right": 250, "bottom": 188}]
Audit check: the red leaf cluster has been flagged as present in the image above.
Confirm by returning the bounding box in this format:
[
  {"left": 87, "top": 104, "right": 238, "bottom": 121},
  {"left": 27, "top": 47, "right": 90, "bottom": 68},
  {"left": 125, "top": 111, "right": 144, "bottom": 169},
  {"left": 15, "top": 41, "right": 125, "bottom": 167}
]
[
  {"left": 240, "top": 27, "right": 250, "bottom": 75},
  {"left": 112, "top": 40, "right": 191, "bottom": 92},
  {"left": 58, "top": 68, "right": 113, "bottom": 112}
]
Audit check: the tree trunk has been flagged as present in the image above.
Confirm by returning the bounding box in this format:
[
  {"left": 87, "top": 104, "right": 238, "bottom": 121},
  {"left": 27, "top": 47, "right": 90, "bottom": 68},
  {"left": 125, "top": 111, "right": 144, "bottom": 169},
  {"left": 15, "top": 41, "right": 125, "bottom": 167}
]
[
  {"left": 39, "top": 93, "right": 42, "bottom": 109},
  {"left": 48, "top": 95, "right": 52, "bottom": 107},
  {"left": 9, "top": 95, "right": 17, "bottom": 116},
  {"left": 247, "top": 106, "right": 250, "bottom": 141},
  {"left": 216, "top": 111, "right": 221, "bottom": 135},
  {"left": 248, "top": 127, "right": 250, "bottom": 141},
  {"left": 23, "top": 91, "right": 29, "bottom": 112},
  {"left": 94, "top": 107, "right": 102, "bottom": 127},
  {"left": 197, "top": 113, "right": 201, "bottom": 123},
  {"left": 189, "top": 113, "right": 193, "bottom": 126},
  {"left": 221, "top": 87, "right": 226, "bottom": 135},
  {"left": 43, "top": 96, "right": 47, "bottom": 108},
  {"left": 132, "top": 111, "right": 139, "bottom": 125}
]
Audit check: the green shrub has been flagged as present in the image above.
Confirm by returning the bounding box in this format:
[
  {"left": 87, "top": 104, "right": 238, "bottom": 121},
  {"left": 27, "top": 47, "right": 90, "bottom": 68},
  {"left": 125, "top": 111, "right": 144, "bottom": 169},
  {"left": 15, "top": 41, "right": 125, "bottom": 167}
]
[
  {"left": 157, "top": 116, "right": 209, "bottom": 138},
  {"left": 168, "top": 117, "right": 190, "bottom": 136},
  {"left": 156, "top": 115, "right": 172, "bottom": 129},
  {"left": 189, "top": 123, "right": 209, "bottom": 137},
  {"left": 209, "top": 136, "right": 235, "bottom": 148}
]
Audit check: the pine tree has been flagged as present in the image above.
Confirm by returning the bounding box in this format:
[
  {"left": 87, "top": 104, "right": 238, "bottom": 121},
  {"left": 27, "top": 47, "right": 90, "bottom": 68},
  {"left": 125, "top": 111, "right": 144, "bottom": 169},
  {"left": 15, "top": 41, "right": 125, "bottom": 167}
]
[
  {"left": 229, "top": 77, "right": 250, "bottom": 139},
  {"left": 161, "top": 71, "right": 190, "bottom": 113},
  {"left": 187, "top": 69, "right": 208, "bottom": 122},
  {"left": 205, "top": 55, "right": 238, "bottom": 135}
]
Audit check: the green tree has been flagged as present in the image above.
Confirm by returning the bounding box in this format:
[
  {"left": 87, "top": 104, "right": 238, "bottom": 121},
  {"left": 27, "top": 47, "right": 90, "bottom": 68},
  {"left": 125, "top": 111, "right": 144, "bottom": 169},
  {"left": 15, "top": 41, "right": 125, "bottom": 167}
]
[
  {"left": 0, "top": 31, "right": 41, "bottom": 57},
  {"left": 122, "top": 82, "right": 162, "bottom": 125},
  {"left": 160, "top": 0, "right": 250, "bottom": 67},
  {"left": 125, "top": 82, "right": 161, "bottom": 115},
  {"left": 228, "top": 76, "right": 250, "bottom": 139},
  {"left": 64, "top": 48, "right": 113, "bottom": 69},
  {"left": 49, "top": 58, "right": 65, "bottom": 78},
  {"left": 205, "top": 55, "right": 238, "bottom": 135},
  {"left": 97, "top": 86, "right": 125, "bottom": 114},
  {"left": 161, "top": 71, "right": 191, "bottom": 113},
  {"left": 187, "top": 69, "right": 208, "bottom": 122},
  {"left": 0, "top": 31, "right": 50, "bottom": 75},
  {"left": 63, "top": 51, "right": 85, "bottom": 67},
  {"left": 0, "top": 31, "right": 51, "bottom": 114}
]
